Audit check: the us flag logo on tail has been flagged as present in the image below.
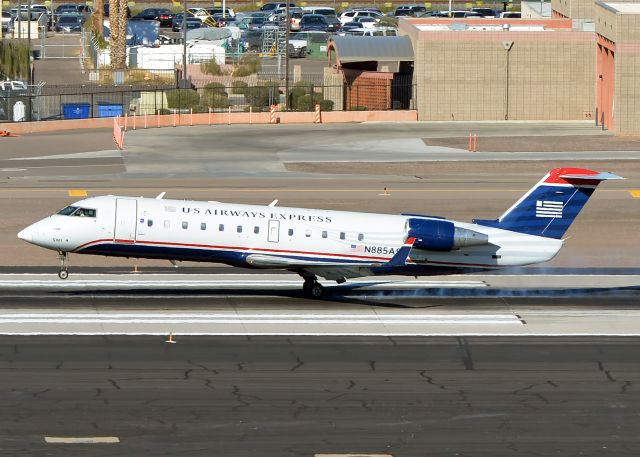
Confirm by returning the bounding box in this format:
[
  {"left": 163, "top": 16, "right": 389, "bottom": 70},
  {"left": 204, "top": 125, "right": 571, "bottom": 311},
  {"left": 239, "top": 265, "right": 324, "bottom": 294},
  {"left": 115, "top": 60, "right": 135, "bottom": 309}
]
[{"left": 536, "top": 200, "right": 563, "bottom": 218}]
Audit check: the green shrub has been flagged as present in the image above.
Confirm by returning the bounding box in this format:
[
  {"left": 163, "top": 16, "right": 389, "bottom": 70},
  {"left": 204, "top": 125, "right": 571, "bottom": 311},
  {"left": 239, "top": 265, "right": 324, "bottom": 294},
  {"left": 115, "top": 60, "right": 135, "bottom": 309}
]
[
  {"left": 203, "top": 82, "right": 227, "bottom": 97},
  {"left": 244, "top": 81, "right": 281, "bottom": 110},
  {"left": 201, "top": 93, "right": 230, "bottom": 109},
  {"left": 200, "top": 59, "right": 224, "bottom": 76},
  {"left": 350, "top": 106, "right": 368, "bottom": 111},
  {"left": 166, "top": 89, "right": 201, "bottom": 109},
  {"left": 231, "top": 80, "right": 248, "bottom": 95}
]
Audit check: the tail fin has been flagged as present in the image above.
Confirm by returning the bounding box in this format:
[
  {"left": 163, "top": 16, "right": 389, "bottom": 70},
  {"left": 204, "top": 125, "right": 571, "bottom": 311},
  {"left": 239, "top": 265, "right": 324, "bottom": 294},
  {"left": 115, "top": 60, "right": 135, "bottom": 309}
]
[{"left": 473, "top": 168, "right": 622, "bottom": 239}]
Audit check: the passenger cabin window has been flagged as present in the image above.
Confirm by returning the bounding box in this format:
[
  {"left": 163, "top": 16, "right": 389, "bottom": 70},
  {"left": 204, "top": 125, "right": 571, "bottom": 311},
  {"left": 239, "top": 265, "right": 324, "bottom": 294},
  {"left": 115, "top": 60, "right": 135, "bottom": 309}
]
[
  {"left": 147, "top": 220, "right": 153, "bottom": 227},
  {"left": 322, "top": 231, "right": 327, "bottom": 239},
  {"left": 237, "top": 225, "right": 243, "bottom": 233},
  {"left": 340, "top": 232, "right": 345, "bottom": 240},
  {"left": 305, "top": 229, "right": 312, "bottom": 238},
  {"left": 201, "top": 223, "right": 206, "bottom": 231},
  {"left": 358, "top": 233, "right": 364, "bottom": 241},
  {"left": 164, "top": 220, "right": 170, "bottom": 229},
  {"left": 182, "top": 221, "right": 188, "bottom": 229},
  {"left": 288, "top": 228, "right": 294, "bottom": 236},
  {"left": 254, "top": 226, "right": 260, "bottom": 234},
  {"left": 219, "top": 224, "right": 224, "bottom": 231}
]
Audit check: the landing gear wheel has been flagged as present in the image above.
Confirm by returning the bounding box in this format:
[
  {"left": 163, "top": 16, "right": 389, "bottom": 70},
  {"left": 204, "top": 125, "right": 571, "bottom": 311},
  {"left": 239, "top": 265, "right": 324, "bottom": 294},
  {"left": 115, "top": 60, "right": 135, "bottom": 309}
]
[
  {"left": 57, "top": 251, "right": 69, "bottom": 280},
  {"left": 307, "top": 282, "right": 324, "bottom": 299}
]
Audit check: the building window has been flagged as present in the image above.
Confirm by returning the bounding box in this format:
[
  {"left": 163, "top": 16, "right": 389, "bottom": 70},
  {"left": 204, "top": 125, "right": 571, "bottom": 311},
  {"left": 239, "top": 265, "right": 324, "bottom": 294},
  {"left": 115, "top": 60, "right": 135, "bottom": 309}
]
[
  {"left": 201, "top": 223, "right": 206, "bottom": 231},
  {"left": 219, "top": 224, "right": 224, "bottom": 231},
  {"left": 305, "top": 229, "right": 312, "bottom": 238},
  {"left": 164, "top": 220, "right": 170, "bottom": 229},
  {"left": 237, "top": 225, "right": 243, "bottom": 233},
  {"left": 254, "top": 226, "right": 260, "bottom": 234},
  {"left": 322, "top": 230, "right": 327, "bottom": 238},
  {"left": 358, "top": 233, "right": 364, "bottom": 241},
  {"left": 340, "top": 232, "right": 345, "bottom": 240},
  {"left": 182, "top": 221, "right": 188, "bottom": 229},
  {"left": 288, "top": 228, "right": 294, "bottom": 236},
  {"left": 147, "top": 219, "right": 153, "bottom": 227}
]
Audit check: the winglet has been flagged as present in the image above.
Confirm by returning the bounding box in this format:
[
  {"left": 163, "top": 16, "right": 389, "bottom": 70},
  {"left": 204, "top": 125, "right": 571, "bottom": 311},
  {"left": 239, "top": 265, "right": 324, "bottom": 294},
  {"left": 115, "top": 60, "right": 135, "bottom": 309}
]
[
  {"left": 384, "top": 237, "right": 416, "bottom": 267},
  {"left": 155, "top": 192, "right": 166, "bottom": 200}
]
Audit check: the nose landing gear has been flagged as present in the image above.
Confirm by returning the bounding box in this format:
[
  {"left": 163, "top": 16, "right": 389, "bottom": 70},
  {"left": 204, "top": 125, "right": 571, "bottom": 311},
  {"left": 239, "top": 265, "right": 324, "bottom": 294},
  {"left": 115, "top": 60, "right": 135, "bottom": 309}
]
[{"left": 57, "top": 251, "right": 69, "bottom": 280}]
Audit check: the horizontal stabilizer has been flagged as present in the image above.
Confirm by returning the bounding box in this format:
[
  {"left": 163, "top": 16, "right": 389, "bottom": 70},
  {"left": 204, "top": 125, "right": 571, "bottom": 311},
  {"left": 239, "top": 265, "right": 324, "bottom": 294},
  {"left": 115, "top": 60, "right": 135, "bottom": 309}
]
[
  {"left": 559, "top": 172, "right": 623, "bottom": 181},
  {"left": 384, "top": 237, "right": 416, "bottom": 267}
]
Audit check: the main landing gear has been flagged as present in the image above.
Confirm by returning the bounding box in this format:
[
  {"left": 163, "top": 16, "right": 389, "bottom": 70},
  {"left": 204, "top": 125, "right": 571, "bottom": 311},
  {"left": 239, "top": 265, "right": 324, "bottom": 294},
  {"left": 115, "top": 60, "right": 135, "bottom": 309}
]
[
  {"left": 57, "top": 251, "right": 69, "bottom": 280},
  {"left": 302, "top": 275, "right": 324, "bottom": 298}
]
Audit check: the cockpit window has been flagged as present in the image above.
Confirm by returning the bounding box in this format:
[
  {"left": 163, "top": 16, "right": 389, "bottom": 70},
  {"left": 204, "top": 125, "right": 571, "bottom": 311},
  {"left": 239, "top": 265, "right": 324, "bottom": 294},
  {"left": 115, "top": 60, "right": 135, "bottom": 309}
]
[
  {"left": 57, "top": 206, "right": 96, "bottom": 217},
  {"left": 74, "top": 208, "right": 96, "bottom": 217},
  {"left": 57, "top": 206, "right": 79, "bottom": 215}
]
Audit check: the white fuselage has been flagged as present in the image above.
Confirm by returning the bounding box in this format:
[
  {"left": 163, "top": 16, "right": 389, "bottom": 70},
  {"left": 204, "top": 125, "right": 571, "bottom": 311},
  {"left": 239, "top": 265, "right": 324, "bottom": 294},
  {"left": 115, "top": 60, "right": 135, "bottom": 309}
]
[{"left": 18, "top": 195, "right": 563, "bottom": 278}]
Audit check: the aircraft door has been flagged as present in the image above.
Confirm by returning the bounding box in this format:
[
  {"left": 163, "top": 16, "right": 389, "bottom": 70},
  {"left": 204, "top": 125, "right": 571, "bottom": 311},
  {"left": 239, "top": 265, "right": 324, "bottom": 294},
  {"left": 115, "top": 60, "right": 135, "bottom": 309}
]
[
  {"left": 114, "top": 198, "right": 138, "bottom": 243},
  {"left": 268, "top": 219, "right": 280, "bottom": 243}
]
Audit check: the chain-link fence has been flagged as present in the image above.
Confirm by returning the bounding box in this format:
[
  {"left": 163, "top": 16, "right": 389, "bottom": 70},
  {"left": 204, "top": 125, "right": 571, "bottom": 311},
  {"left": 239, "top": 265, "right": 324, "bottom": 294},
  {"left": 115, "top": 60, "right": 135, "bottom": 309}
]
[{"left": 0, "top": 75, "right": 415, "bottom": 122}]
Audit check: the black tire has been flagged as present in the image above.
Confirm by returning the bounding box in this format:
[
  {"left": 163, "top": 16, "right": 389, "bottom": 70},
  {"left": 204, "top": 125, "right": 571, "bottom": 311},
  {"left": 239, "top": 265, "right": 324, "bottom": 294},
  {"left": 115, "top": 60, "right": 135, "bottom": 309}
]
[
  {"left": 308, "top": 282, "right": 324, "bottom": 298},
  {"left": 58, "top": 269, "right": 68, "bottom": 280}
]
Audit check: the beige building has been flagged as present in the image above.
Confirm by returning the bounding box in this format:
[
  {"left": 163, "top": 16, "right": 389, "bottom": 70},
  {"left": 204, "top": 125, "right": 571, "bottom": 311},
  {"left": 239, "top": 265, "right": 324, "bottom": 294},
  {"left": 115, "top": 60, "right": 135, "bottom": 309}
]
[
  {"left": 400, "top": 18, "right": 596, "bottom": 123},
  {"left": 399, "top": 8, "right": 640, "bottom": 135}
]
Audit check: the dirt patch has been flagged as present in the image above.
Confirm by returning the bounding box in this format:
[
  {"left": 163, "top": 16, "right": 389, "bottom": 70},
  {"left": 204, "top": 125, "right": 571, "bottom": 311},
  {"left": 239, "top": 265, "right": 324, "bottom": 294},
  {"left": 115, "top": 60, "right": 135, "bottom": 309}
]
[{"left": 426, "top": 135, "right": 640, "bottom": 152}]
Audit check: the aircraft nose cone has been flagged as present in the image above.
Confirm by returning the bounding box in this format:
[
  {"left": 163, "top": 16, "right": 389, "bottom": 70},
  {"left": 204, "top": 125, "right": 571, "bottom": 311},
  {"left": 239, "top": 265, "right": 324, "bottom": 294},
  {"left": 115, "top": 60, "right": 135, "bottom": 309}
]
[{"left": 17, "top": 226, "right": 33, "bottom": 243}]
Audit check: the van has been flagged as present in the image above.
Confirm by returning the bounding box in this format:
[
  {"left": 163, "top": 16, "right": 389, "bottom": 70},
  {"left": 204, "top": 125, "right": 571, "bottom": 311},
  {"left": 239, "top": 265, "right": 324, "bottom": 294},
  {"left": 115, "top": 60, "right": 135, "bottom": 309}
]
[{"left": 302, "top": 7, "right": 337, "bottom": 16}]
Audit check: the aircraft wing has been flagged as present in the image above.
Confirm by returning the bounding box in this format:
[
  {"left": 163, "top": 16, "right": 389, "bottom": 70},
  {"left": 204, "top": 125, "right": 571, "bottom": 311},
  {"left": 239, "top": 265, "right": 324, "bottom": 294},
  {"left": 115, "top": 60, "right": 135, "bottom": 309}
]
[{"left": 245, "top": 238, "right": 417, "bottom": 280}]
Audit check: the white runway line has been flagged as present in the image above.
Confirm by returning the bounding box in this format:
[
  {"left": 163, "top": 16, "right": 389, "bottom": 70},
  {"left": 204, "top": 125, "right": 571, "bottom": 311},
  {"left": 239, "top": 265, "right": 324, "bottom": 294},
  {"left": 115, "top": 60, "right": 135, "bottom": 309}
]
[
  {"left": 0, "top": 313, "right": 522, "bottom": 325},
  {"left": 44, "top": 436, "right": 120, "bottom": 444}
]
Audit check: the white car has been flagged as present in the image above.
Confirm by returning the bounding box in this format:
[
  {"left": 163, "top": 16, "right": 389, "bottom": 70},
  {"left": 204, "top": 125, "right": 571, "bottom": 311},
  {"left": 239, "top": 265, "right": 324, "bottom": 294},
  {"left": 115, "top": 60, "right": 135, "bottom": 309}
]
[{"left": 339, "top": 9, "right": 382, "bottom": 25}]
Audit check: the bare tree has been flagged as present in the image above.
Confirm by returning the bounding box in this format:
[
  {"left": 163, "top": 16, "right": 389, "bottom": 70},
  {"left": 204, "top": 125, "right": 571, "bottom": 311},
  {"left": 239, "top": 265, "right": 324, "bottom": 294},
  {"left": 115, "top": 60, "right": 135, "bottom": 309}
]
[{"left": 108, "top": 0, "right": 127, "bottom": 69}]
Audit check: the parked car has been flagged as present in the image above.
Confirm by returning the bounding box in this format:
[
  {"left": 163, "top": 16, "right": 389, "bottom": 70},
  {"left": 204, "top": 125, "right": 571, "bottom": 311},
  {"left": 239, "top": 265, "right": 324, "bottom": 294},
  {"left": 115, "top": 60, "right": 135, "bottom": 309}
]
[
  {"left": 341, "top": 16, "right": 378, "bottom": 32},
  {"left": 132, "top": 8, "right": 174, "bottom": 27},
  {"left": 260, "top": 2, "right": 295, "bottom": 12},
  {"left": 339, "top": 9, "right": 382, "bottom": 25},
  {"left": 394, "top": 4, "right": 427, "bottom": 16},
  {"left": 206, "top": 7, "right": 236, "bottom": 19},
  {"left": 172, "top": 13, "right": 203, "bottom": 32},
  {"left": 499, "top": 11, "right": 522, "bottom": 18},
  {"left": 470, "top": 7, "right": 500, "bottom": 17},
  {"left": 237, "top": 15, "right": 267, "bottom": 30},
  {"left": 55, "top": 13, "right": 83, "bottom": 32},
  {"left": 2, "top": 11, "right": 12, "bottom": 33},
  {"left": 301, "top": 7, "right": 336, "bottom": 16},
  {"left": 341, "top": 27, "right": 397, "bottom": 36},
  {"left": 300, "top": 14, "right": 333, "bottom": 32}
]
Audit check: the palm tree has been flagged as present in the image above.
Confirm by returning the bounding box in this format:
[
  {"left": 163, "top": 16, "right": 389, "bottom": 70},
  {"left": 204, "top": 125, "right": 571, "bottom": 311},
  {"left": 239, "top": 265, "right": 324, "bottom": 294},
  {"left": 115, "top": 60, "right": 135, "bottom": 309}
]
[{"left": 108, "top": 0, "right": 127, "bottom": 69}]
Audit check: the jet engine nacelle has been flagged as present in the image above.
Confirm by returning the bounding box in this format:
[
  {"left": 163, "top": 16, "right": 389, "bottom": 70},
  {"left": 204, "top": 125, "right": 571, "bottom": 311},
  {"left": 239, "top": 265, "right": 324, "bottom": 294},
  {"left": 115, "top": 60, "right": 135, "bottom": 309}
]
[{"left": 407, "top": 218, "right": 489, "bottom": 251}]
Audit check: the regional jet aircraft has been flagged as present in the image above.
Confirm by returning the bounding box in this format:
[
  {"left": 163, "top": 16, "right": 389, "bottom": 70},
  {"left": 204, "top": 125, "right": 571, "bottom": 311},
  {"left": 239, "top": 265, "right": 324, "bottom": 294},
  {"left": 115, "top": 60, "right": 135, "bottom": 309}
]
[{"left": 17, "top": 168, "right": 620, "bottom": 297}]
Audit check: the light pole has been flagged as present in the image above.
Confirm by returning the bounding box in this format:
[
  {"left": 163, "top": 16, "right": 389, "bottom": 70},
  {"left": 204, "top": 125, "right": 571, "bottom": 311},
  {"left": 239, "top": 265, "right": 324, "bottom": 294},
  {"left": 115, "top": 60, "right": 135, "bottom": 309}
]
[
  {"left": 284, "top": 2, "right": 290, "bottom": 109},
  {"left": 181, "top": 0, "right": 188, "bottom": 88}
]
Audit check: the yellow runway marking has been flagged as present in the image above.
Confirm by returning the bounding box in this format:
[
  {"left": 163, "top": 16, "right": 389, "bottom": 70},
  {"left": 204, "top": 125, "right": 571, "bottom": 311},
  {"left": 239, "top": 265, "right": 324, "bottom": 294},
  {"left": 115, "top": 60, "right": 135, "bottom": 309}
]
[
  {"left": 629, "top": 190, "right": 640, "bottom": 198},
  {"left": 68, "top": 190, "right": 88, "bottom": 197}
]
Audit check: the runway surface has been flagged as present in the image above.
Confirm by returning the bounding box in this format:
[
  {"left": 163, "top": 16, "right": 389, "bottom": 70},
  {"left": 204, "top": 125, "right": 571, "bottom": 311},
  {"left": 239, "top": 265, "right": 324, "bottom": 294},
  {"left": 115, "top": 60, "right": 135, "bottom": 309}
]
[
  {"left": 1, "top": 336, "right": 639, "bottom": 456},
  {"left": 1, "top": 273, "right": 640, "bottom": 336}
]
